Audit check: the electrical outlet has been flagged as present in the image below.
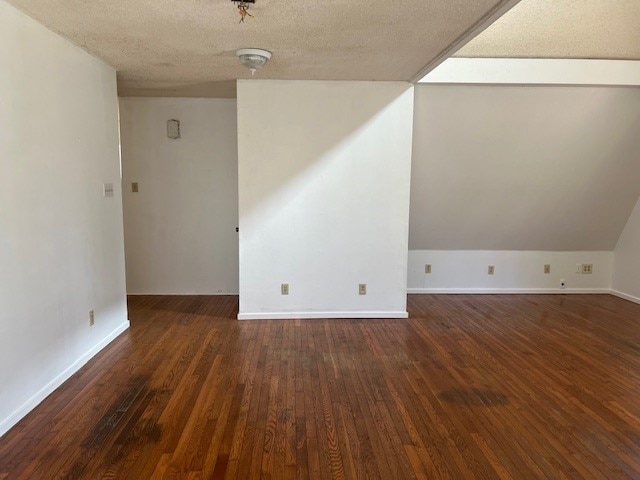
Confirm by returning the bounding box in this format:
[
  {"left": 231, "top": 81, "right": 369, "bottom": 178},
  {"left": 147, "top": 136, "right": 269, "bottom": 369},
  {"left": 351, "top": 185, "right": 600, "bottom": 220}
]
[
  {"left": 281, "top": 283, "right": 289, "bottom": 295},
  {"left": 582, "top": 264, "right": 593, "bottom": 274},
  {"left": 132, "top": 182, "right": 139, "bottom": 193},
  {"left": 488, "top": 265, "right": 495, "bottom": 275},
  {"left": 89, "top": 310, "right": 95, "bottom": 326},
  {"left": 425, "top": 264, "right": 432, "bottom": 274},
  {"left": 359, "top": 284, "right": 367, "bottom": 295},
  {"left": 544, "top": 264, "right": 551, "bottom": 274},
  {"left": 576, "top": 264, "right": 582, "bottom": 274}
]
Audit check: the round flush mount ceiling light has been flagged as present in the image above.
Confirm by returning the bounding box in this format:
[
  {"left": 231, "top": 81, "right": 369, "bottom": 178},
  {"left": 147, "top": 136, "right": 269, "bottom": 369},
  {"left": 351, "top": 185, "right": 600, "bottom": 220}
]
[{"left": 236, "top": 48, "right": 272, "bottom": 75}]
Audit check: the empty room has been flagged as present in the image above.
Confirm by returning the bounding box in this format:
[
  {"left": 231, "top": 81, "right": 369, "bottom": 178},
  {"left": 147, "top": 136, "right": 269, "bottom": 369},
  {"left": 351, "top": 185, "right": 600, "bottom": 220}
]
[{"left": 2, "top": 0, "right": 640, "bottom": 478}]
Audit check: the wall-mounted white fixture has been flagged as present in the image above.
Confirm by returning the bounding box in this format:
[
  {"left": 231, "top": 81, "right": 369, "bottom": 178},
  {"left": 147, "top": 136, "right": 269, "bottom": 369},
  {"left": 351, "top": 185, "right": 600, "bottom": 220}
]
[
  {"left": 167, "top": 119, "right": 180, "bottom": 139},
  {"left": 236, "top": 48, "right": 272, "bottom": 75}
]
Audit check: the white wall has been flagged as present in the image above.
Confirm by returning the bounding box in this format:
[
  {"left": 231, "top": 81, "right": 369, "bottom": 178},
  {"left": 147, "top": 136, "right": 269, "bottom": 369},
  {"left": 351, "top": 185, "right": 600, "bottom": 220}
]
[
  {"left": 613, "top": 197, "right": 640, "bottom": 303},
  {"left": 420, "top": 58, "right": 640, "bottom": 86},
  {"left": 408, "top": 251, "right": 612, "bottom": 293},
  {"left": 407, "top": 84, "right": 640, "bottom": 294},
  {"left": 0, "top": 0, "right": 127, "bottom": 437},
  {"left": 237, "top": 80, "right": 414, "bottom": 319},
  {"left": 410, "top": 84, "right": 640, "bottom": 251},
  {"left": 119, "top": 98, "right": 239, "bottom": 294}
]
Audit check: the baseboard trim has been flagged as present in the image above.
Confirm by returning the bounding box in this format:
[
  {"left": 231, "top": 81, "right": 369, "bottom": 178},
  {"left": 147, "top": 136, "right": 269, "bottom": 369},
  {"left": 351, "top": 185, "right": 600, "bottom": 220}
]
[
  {"left": 238, "top": 311, "right": 409, "bottom": 320},
  {"left": 0, "top": 320, "right": 130, "bottom": 439},
  {"left": 610, "top": 290, "right": 640, "bottom": 305},
  {"left": 407, "top": 288, "right": 611, "bottom": 295},
  {"left": 127, "top": 292, "right": 239, "bottom": 296}
]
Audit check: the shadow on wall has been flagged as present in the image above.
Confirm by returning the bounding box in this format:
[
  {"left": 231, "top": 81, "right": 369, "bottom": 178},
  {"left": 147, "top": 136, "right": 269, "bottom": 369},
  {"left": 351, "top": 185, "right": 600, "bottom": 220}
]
[
  {"left": 237, "top": 81, "right": 413, "bottom": 224},
  {"left": 118, "top": 80, "right": 238, "bottom": 98},
  {"left": 409, "top": 85, "right": 640, "bottom": 252}
]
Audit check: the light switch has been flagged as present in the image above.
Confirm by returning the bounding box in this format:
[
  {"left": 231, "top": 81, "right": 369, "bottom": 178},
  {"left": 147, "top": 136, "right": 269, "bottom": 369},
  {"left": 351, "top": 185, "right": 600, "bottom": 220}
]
[
  {"left": 103, "top": 183, "right": 114, "bottom": 198},
  {"left": 132, "top": 182, "right": 139, "bottom": 193}
]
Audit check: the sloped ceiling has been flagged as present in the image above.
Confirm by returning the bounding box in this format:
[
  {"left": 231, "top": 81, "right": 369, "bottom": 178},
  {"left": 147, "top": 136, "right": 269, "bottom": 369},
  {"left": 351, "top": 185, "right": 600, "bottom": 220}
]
[
  {"left": 410, "top": 84, "right": 640, "bottom": 251},
  {"left": 456, "top": 0, "right": 640, "bottom": 59},
  {"left": 5, "top": 0, "right": 518, "bottom": 97}
]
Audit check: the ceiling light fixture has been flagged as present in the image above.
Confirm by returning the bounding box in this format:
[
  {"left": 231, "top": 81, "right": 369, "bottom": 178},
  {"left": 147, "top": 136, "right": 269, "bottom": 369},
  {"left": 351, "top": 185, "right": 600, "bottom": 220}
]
[{"left": 236, "top": 48, "right": 272, "bottom": 75}]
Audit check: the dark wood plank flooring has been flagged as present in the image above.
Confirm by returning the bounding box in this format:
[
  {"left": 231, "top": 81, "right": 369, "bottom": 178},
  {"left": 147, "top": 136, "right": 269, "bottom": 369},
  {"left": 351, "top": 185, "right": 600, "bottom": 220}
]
[{"left": 1, "top": 294, "right": 640, "bottom": 479}]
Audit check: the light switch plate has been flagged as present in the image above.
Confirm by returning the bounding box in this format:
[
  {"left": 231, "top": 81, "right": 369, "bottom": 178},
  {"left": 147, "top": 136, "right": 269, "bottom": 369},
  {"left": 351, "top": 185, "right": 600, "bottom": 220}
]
[{"left": 103, "top": 183, "right": 114, "bottom": 198}]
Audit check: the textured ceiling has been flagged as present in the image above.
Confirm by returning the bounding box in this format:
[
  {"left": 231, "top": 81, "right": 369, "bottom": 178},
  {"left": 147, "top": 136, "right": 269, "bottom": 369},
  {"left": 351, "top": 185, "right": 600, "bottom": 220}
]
[
  {"left": 456, "top": 0, "right": 640, "bottom": 59},
  {"left": 5, "top": 0, "right": 518, "bottom": 97}
]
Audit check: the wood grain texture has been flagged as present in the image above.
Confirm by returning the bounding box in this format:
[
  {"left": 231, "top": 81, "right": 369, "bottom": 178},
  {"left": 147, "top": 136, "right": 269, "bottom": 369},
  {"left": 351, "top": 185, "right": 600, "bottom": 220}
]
[{"left": 1, "top": 294, "right": 640, "bottom": 479}]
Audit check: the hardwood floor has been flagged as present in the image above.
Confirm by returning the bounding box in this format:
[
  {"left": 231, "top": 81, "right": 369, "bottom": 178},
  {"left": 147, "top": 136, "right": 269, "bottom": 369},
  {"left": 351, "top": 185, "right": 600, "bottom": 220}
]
[{"left": 1, "top": 294, "right": 640, "bottom": 479}]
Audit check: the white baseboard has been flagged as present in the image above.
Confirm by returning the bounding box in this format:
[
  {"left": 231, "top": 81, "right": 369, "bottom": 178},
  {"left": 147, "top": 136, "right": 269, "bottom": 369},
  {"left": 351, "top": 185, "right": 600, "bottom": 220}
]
[
  {"left": 407, "top": 288, "right": 611, "bottom": 295},
  {"left": 0, "top": 321, "right": 130, "bottom": 439},
  {"left": 610, "top": 290, "right": 640, "bottom": 305},
  {"left": 238, "top": 311, "right": 409, "bottom": 320},
  {"left": 127, "top": 292, "right": 239, "bottom": 296}
]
